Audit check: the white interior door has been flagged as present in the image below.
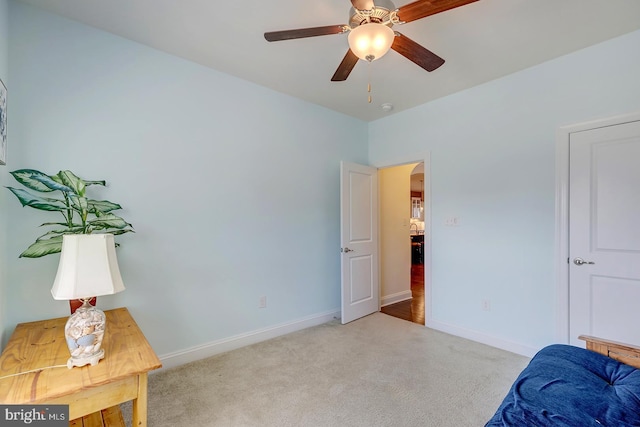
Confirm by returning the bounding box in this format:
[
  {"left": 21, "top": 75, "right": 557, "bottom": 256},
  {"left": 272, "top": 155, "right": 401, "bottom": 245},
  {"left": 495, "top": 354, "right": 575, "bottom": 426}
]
[
  {"left": 569, "top": 120, "right": 640, "bottom": 346},
  {"left": 340, "top": 161, "right": 379, "bottom": 324}
]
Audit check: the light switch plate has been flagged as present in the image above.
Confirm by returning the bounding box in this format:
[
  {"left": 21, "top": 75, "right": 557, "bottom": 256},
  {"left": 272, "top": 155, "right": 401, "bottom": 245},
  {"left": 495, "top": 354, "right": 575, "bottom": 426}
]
[{"left": 444, "top": 217, "right": 459, "bottom": 226}]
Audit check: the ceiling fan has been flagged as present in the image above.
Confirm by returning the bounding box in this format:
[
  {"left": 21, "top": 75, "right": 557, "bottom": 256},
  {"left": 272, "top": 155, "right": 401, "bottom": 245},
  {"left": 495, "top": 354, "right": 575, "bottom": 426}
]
[{"left": 264, "top": 0, "right": 478, "bottom": 82}]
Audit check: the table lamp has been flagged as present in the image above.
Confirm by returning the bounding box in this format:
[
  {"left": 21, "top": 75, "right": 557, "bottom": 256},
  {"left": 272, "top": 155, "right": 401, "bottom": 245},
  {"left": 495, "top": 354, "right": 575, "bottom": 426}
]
[{"left": 51, "top": 234, "right": 125, "bottom": 369}]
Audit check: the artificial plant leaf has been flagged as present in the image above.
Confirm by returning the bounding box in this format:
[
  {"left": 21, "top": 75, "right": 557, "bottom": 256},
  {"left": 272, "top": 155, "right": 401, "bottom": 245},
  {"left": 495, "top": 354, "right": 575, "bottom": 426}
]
[
  {"left": 34, "top": 230, "right": 65, "bottom": 241},
  {"left": 39, "top": 222, "right": 83, "bottom": 229},
  {"left": 38, "top": 222, "right": 69, "bottom": 228},
  {"left": 32, "top": 174, "right": 75, "bottom": 193},
  {"left": 56, "top": 170, "right": 86, "bottom": 196},
  {"left": 87, "top": 199, "right": 122, "bottom": 214},
  {"left": 9, "top": 169, "right": 70, "bottom": 193},
  {"left": 110, "top": 229, "right": 135, "bottom": 236},
  {"left": 19, "top": 236, "right": 63, "bottom": 258},
  {"left": 6, "top": 187, "right": 68, "bottom": 211},
  {"left": 66, "top": 194, "right": 88, "bottom": 214},
  {"left": 36, "top": 227, "right": 84, "bottom": 240},
  {"left": 85, "top": 180, "right": 106, "bottom": 187},
  {"left": 88, "top": 213, "right": 132, "bottom": 230}
]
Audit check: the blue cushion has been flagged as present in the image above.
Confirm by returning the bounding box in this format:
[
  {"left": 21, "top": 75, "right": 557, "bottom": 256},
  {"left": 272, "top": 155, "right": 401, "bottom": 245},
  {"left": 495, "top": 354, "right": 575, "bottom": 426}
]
[{"left": 486, "top": 344, "right": 640, "bottom": 426}]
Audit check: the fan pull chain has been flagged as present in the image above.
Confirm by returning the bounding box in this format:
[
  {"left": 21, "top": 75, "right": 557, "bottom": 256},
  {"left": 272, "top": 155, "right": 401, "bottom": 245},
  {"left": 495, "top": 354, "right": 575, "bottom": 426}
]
[{"left": 367, "top": 60, "right": 372, "bottom": 104}]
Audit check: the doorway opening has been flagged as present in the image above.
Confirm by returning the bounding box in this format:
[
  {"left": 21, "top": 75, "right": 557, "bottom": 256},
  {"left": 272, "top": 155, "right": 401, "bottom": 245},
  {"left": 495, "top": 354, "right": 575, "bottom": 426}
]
[
  {"left": 380, "top": 265, "right": 425, "bottom": 324},
  {"left": 379, "top": 162, "right": 426, "bottom": 325}
]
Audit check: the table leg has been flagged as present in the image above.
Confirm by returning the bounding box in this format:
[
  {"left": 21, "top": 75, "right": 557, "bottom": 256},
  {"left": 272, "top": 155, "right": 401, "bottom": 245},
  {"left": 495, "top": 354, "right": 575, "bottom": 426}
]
[{"left": 132, "top": 373, "right": 149, "bottom": 427}]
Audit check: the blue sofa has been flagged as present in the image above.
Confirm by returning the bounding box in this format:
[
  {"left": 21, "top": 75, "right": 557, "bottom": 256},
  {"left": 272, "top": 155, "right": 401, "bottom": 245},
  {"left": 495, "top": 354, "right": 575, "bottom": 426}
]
[{"left": 486, "top": 336, "right": 640, "bottom": 427}]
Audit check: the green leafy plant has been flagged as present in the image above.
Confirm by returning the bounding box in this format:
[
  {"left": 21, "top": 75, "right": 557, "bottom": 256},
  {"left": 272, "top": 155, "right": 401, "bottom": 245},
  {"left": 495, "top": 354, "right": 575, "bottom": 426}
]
[{"left": 6, "top": 169, "right": 134, "bottom": 258}]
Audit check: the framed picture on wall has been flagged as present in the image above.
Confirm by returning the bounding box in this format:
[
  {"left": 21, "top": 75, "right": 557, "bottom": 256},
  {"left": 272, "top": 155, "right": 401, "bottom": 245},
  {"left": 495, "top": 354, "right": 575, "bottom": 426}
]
[{"left": 0, "top": 78, "right": 6, "bottom": 165}]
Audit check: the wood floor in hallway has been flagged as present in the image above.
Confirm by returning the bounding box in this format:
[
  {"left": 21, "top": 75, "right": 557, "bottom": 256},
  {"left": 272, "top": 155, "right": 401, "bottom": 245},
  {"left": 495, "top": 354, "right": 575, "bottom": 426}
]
[{"left": 380, "top": 263, "right": 425, "bottom": 325}]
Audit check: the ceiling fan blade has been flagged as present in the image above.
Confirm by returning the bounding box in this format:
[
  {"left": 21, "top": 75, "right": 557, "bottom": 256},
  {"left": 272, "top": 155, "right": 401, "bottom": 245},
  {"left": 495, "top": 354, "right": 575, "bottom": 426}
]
[
  {"left": 391, "top": 33, "right": 445, "bottom": 72},
  {"left": 264, "top": 25, "right": 347, "bottom": 42},
  {"left": 331, "top": 49, "right": 359, "bottom": 81},
  {"left": 396, "top": 0, "right": 478, "bottom": 23},
  {"left": 351, "top": 0, "right": 375, "bottom": 11}
]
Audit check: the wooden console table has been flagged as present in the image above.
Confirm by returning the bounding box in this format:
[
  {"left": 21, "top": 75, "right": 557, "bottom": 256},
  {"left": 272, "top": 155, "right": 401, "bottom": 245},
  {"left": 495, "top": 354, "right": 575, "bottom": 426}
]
[{"left": 0, "top": 307, "right": 162, "bottom": 426}]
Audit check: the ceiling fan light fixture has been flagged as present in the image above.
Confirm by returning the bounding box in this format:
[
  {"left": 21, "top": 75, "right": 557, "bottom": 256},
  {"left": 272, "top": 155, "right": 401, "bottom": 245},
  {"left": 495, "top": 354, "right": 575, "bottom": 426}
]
[{"left": 348, "top": 23, "right": 395, "bottom": 62}]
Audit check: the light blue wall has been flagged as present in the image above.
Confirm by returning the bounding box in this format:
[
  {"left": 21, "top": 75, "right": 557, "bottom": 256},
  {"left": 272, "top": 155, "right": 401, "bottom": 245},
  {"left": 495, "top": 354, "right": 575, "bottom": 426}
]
[
  {"left": 5, "top": 0, "right": 640, "bottom": 360},
  {"left": 369, "top": 29, "right": 640, "bottom": 351},
  {"left": 0, "top": 0, "right": 8, "bottom": 347},
  {"left": 5, "top": 1, "right": 368, "bottom": 354}
]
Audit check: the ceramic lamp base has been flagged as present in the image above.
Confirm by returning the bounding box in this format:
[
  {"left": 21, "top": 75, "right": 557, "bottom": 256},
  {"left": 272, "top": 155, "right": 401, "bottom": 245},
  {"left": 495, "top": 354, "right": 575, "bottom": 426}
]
[
  {"left": 67, "top": 348, "right": 105, "bottom": 369},
  {"left": 64, "top": 299, "right": 106, "bottom": 369}
]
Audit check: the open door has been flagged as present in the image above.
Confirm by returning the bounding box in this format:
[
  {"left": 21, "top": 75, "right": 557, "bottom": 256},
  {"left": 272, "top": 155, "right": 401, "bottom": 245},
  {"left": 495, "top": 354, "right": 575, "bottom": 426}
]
[{"left": 340, "top": 161, "right": 379, "bottom": 324}]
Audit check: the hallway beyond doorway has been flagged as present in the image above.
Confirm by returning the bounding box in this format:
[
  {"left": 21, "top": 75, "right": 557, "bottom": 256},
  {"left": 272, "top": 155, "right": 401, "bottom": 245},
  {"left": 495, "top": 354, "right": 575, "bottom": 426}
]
[{"left": 380, "top": 264, "right": 425, "bottom": 325}]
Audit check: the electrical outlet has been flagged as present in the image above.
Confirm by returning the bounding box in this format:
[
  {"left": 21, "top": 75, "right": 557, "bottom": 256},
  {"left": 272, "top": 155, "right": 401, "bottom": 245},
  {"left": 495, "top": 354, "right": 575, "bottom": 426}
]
[
  {"left": 482, "top": 299, "right": 491, "bottom": 311},
  {"left": 259, "top": 296, "right": 267, "bottom": 308}
]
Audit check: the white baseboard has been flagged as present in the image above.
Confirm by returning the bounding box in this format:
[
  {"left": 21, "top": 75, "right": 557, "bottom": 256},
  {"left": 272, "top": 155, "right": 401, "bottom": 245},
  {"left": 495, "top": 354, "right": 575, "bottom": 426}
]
[
  {"left": 380, "top": 290, "right": 412, "bottom": 307},
  {"left": 158, "top": 308, "right": 538, "bottom": 372},
  {"left": 157, "top": 309, "right": 341, "bottom": 371},
  {"left": 426, "top": 318, "right": 539, "bottom": 358}
]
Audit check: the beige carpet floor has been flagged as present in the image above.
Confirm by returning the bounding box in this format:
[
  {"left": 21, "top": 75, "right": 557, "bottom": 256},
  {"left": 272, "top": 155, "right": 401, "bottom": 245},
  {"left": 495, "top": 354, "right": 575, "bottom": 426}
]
[{"left": 123, "top": 313, "right": 530, "bottom": 427}]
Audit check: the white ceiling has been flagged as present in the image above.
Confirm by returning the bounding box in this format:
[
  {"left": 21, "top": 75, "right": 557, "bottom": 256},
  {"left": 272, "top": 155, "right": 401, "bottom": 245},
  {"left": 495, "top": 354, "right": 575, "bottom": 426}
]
[{"left": 16, "top": 0, "right": 640, "bottom": 122}]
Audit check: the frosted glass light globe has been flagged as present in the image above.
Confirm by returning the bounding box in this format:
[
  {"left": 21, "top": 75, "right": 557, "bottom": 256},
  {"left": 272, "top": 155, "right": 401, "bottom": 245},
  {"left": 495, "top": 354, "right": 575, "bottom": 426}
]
[{"left": 348, "top": 23, "right": 395, "bottom": 62}]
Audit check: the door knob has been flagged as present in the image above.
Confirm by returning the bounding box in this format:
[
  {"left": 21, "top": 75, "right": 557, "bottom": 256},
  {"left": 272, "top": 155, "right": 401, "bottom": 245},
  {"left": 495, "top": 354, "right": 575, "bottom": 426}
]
[
  {"left": 342, "top": 247, "right": 354, "bottom": 253},
  {"left": 573, "top": 257, "right": 595, "bottom": 266}
]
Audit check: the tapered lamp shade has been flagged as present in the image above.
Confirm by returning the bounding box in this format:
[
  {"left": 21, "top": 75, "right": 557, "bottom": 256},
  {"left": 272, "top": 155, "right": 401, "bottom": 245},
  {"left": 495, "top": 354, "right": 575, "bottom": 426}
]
[
  {"left": 51, "top": 234, "right": 125, "bottom": 300},
  {"left": 348, "top": 23, "right": 395, "bottom": 61}
]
